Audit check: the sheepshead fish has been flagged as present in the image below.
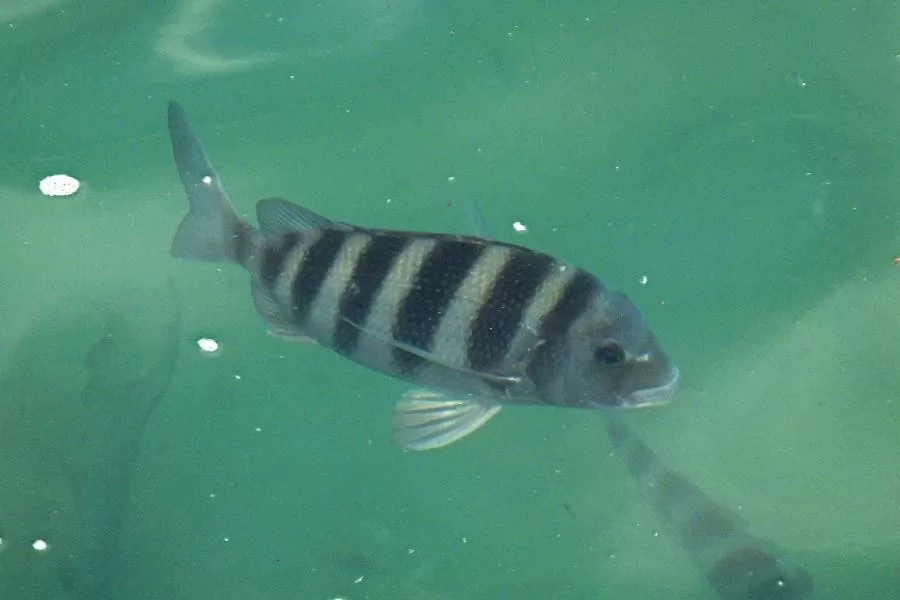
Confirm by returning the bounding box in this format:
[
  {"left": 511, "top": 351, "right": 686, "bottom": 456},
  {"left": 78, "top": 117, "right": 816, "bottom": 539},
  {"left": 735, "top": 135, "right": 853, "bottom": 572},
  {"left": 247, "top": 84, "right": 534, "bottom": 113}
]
[
  {"left": 165, "top": 101, "right": 680, "bottom": 450},
  {"left": 609, "top": 420, "right": 832, "bottom": 600}
]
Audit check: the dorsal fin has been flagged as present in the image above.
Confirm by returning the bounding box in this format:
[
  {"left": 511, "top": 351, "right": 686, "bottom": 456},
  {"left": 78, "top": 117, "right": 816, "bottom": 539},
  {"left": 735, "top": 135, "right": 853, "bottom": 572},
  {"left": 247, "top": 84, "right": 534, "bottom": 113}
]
[{"left": 256, "top": 197, "right": 350, "bottom": 236}]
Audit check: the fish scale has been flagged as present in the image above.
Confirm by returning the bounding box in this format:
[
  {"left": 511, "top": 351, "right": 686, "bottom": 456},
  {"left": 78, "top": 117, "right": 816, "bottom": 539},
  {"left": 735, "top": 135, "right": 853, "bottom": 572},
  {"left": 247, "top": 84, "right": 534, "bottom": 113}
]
[
  {"left": 467, "top": 250, "right": 556, "bottom": 372},
  {"left": 429, "top": 244, "right": 513, "bottom": 377},
  {"left": 392, "top": 238, "right": 485, "bottom": 374},
  {"left": 289, "top": 228, "right": 346, "bottom": 326},
  {"left": 333, "top": 234, "right": 408, "bottom": 356}
]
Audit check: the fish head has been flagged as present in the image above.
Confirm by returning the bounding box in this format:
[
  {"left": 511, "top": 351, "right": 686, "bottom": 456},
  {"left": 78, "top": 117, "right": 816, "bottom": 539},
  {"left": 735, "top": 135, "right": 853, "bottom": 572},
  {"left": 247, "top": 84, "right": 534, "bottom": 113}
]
[{"left": 556, "top": 291, "right": 679, "bottom": 409}]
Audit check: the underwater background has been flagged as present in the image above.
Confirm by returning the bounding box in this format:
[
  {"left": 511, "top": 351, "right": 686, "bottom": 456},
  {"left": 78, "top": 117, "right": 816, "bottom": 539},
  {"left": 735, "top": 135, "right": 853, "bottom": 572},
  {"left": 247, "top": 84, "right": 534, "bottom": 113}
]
[{"left": 1, "top": 1, "right": 899, "bottom": 598}]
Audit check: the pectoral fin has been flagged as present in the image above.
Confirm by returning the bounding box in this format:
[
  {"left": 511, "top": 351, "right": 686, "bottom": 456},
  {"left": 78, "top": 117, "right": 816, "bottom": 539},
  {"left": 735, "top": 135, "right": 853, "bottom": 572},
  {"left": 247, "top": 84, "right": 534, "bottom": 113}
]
[{"left": 393, "top": 389, "right": 501, "bottom": 451}]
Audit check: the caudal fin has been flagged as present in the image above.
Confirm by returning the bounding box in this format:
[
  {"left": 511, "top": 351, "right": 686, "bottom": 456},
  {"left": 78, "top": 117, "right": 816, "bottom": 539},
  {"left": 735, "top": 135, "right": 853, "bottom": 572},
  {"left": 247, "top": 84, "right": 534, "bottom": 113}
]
[{"left": 167, "top": 101, "right": 259, "bottom": 265}]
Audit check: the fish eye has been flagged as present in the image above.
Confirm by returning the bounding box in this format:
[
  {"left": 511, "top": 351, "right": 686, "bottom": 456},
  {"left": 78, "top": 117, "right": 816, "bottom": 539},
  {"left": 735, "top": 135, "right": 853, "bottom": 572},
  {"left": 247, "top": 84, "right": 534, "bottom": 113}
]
[{"left": 594, "top": 343, "right": 625, "bottom": 365}]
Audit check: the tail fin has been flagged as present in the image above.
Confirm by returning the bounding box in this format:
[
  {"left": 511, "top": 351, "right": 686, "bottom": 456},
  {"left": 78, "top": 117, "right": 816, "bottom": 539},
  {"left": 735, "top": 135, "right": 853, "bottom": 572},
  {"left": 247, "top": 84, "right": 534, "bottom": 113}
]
[{"left": 166, "top": 101, "right": 259, "bottom": 265}]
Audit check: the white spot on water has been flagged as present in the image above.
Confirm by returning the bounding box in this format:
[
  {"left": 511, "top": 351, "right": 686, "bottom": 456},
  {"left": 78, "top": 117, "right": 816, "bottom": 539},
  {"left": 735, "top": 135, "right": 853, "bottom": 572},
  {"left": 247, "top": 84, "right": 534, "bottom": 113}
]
[
  {"left": 201, "top": 175, "right": 213, "bottom": 185},
  {"left": 234, "top": 374, "right": 242, "bottom": 381},
  {"left": 39, "top": 174, "right": 80, "bottom": 197},
  {"left": 32, "top": 539, "right": 49, "bottom": 552},
  {"left": 512, "top": 221, "right": 528, "bottom": 233},
  {"left": 197, "top": 337, "right": 220, "bottom": 354},
  {"left": 447, "top": 176, "right": 456, "bottom": 183},
  {"left": 639, "top": 275, "right": 648, "bottom": 285},
  {"left": 354, "top": 576, "right": 364, "bottom": 584}
]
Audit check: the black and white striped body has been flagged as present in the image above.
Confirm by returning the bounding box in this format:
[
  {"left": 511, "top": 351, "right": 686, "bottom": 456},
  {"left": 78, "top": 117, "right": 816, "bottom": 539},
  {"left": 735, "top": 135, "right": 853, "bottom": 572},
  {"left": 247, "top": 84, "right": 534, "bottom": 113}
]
[
  {"left": 165, "top": 101, "right": 680, "bottom": 449},
  {"left": 253, "top": 226, "right": 598, "bottom": 405},
  {"left": 609, "top": 421, "right": 829, "bottom": 600}
]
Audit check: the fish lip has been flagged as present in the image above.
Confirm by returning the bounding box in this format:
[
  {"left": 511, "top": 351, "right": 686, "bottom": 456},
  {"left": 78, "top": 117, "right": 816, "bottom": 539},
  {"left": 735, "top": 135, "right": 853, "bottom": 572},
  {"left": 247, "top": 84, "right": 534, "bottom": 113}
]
[{"left": 622, "top": 366, "right": 681, "bottom": 408}]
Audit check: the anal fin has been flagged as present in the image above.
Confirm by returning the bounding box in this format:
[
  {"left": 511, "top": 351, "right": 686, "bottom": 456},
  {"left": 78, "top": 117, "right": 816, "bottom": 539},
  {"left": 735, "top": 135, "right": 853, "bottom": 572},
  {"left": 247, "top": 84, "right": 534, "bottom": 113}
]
[{"left": 393, "top": 389, "right": 501, "bottom": 451}]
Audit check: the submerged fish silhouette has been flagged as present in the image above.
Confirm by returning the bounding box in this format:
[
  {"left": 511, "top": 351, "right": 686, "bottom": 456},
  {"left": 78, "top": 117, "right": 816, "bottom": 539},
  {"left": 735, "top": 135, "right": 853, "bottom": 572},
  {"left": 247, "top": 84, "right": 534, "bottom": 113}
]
[
  {"left": 61, "top": 298, "right": 182, "bottom": 598},
  {"left": 0, "top": 288, "right": 181, "bottom": 599},
  {"left": 609, "top": 419, "right": 832, "bottom": 600}
]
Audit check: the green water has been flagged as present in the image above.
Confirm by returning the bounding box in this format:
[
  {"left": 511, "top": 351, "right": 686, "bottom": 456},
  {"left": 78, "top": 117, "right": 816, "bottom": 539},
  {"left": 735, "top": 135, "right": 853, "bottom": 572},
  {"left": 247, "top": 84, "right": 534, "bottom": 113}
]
[{"left": 2, "top": 1, "right": 898, "bottom": 598}]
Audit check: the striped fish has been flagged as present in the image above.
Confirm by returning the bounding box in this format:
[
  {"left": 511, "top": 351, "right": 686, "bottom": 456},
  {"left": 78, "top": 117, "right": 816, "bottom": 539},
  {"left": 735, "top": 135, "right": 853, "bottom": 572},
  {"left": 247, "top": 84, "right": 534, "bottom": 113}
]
[
  {"left": 609, "top": 420, "right": 832, "bottom": 599},
  {"left": 165, "top": 101, "right": 680, "bottom": 450}
]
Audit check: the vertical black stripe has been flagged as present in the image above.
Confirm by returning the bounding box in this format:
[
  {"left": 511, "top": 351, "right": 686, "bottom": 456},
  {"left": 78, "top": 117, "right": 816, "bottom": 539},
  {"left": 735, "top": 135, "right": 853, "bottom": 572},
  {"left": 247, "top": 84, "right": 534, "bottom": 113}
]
[
  {"left": 333, "top": 234, "right": 409, "bottom": 355},
  {"left": 290, "top": 229, "right": 347, "bottom": 324},
  {"left": 622, "top": 436, "right": 654, "bottom": 478},
  {"left": 707, "top": 545, "right": 786, "bottom": 599},
  {"left": 260, "top": 232, "right": 303, "bottom": 286},
  {"left": 467, "top": 251, "right": 554, "bottom": 371},
  {"left": 682, "top": 505, "right": 737, "bottom": 542},
  {"left": 654, "top": 470, "right": 734, "bottom": 539},
  {"left": 392, "top": 239, "right": 485, "bottom": 373},
  {"left": 526, "top": 269, "right": 600, "bottom": 401}
]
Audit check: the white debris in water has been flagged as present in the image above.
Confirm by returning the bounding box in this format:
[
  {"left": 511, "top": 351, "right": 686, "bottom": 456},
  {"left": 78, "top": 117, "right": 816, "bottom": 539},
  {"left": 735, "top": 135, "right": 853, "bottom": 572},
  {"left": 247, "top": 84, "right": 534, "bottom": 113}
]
[
  {"left": 639, "top": 275, "right": 648, "bottom": 285},
  {"left": 201, "top": 175, "right": 213, "bottom": 185},
  {"left": 447, "top": 176, "right": 456, "bottom": 183},
  {"left": 512, "top": 221, "right": 528, "bottom": 233},
  {"left": 39, "top": 174, "right": 80, "bottom": 197},
  {"left": 32, "top": 539, "right": 49, "bottom": 552},
  {"left": 197, "top": 337, "right": 220, "bottom": 354}
]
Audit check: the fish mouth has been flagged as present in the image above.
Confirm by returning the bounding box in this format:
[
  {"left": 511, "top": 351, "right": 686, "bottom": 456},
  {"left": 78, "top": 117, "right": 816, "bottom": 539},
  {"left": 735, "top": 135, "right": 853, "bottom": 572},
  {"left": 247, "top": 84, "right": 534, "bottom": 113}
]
[{"left": 622, "top": 366, "right": 681, "bottom": 408}]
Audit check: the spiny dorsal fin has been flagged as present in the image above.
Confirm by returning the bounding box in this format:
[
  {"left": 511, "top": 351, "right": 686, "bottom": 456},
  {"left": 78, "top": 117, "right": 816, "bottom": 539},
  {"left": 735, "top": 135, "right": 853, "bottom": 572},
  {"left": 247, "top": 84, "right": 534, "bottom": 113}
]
[{"left": 256, "top": 197, "right": 351, "bottom": 236}]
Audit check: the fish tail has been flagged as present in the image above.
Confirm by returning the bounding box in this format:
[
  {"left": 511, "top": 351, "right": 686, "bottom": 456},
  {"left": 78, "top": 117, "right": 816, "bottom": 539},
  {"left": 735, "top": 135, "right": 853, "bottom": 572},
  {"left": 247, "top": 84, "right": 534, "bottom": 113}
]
[{"left": 167, "top": 101, "right": 261, "bottom": 267}]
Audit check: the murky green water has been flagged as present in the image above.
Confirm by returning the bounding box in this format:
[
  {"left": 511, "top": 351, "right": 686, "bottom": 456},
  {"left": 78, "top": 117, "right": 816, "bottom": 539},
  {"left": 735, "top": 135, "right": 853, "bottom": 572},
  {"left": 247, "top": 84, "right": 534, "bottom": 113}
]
[{"left": 2, "top": 1, "right": 898, "bottom": 598}]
